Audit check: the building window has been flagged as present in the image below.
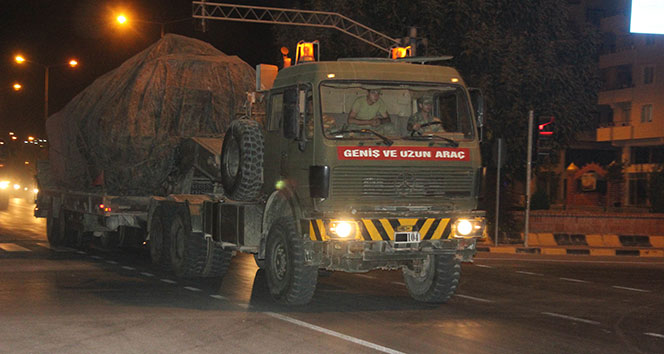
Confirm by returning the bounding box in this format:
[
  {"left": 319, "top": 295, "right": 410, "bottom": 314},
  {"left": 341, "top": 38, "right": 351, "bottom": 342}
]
[
  {"left": 644, "top": 66, "right": 654, "bottom": 85},
  {"left": 628, "top": 173, "right": 648, "bottom": 206},
  {"left": 641, "top": 104, "right": 653, "bottom": 123}
]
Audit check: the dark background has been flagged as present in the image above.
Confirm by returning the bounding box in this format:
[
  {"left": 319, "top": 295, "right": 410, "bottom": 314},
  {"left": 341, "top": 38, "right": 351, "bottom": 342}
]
[{"left": 0, "top": 1, "right": 296, "bottom": 139}]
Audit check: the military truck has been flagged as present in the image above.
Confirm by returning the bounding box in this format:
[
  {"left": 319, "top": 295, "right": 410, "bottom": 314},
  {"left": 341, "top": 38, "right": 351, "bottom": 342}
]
[{"left": 37, "top": 46, "right": 486, "bottom": 305}]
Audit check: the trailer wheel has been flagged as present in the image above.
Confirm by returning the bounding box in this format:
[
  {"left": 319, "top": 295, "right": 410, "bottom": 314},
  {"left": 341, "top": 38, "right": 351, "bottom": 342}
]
[
  {"left": 46, "top": 208, "right": 65, "bottom": 247},
  {"left": 402, "top": 254, "right": 460, "bottom": 304},
  {"left": 169, "top": 211, "right": 205, "bottom": 278},
  {"left": 149, "top": 207, "right": 170, "bottom": 266},
  {"left": 265, "top": 217, "right": 317, "bottom": 305},
  {"left": 221, "top": 119, "right": 264, "bottom": 201}
]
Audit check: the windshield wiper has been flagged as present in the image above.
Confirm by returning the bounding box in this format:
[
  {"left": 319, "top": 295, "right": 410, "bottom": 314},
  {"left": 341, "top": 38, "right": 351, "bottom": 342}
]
[
  {"left": 403, "top": 134, "right": 459, "bottom": 147},
  {"left": 329, "top": 128, "right": 393, "bottom": 146}
]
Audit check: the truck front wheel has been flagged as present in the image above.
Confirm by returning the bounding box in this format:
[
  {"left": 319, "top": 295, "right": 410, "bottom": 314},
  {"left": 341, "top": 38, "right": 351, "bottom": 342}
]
[
  {"left": 403, "top": 255, "right": 460, "bottom": 304},
  {"left": 265, "top": 217, "right": 317, "bottom": 305}
]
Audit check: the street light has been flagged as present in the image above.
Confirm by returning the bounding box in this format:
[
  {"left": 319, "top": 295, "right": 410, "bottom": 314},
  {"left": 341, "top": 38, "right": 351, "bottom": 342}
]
[
  {"left": 12, "top": 83, "right": 22, "bottom": 91},
  {"left": 13, "top": 54, "right": 79, "bottom": 120}
]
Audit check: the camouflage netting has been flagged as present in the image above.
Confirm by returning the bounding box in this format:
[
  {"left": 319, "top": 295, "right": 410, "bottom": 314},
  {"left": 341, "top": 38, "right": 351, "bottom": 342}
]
[{"left": 46, "top": 34, "right": 255, "bottom": 195}]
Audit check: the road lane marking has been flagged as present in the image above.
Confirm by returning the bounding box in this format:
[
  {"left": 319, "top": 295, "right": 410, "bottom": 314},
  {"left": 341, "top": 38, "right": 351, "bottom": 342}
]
[
  {"left": 140, "top": 272, "right": 154, "bottom": 277},
  {"left": 516, "top": 271, "right": 543, "bottom": 276},
  {"left": 541, "top": 312, "right": 600, "bottom": 325},
  {"left": 265, "top": 312, "right": 405, "bottom": 354},
  {"left": 90, "top": 255, "right": 103, "bottom": 260},
  {"left": 560, "top": 277, "right": 589, "bottom": 283},
  {"left": 612, "top": 285, "right": 651, "bottom": 293},
  {"left": 455, "top": 294, "right": 494, "bottom": 303},
  {"left": 355, "top": 274, "right": 376, "bottom": 279},
  {"left": 391, "top": 281, "right": 406, "bottom": 286},
  {"left": 105, "top": 260, "right": 118, "bottom": 265},
  {"left": 184, "top": 286, "right": 202, "bottom": 292},
  {"left": 0, "top": 243, "right": 31, "bottom": 252},
  {"left": 474, "top": 264, "right": 493, "bottom": 268},
  {"left": 236, "top": 303, "right": 250, "bottom": 309},
  {"left": 209, "top": 294, "right": 227, "bottom": 300},
  {"left": 75, "top": 250, "right": 87, "bottom": 255},
  {"left": 160, "top": 279, "right": 177, "bottom": 284},
  {"left": 121, "top": 266, "right": 135, "bottom": 271},
  {"left": 645, "top": 332, "right": 664, "bottom": 339}
]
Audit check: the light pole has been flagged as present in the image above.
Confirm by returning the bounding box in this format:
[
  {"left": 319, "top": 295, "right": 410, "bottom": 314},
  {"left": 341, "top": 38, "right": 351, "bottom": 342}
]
[{"left": 14, "top": 55, "right": 78, "bottom": 120}]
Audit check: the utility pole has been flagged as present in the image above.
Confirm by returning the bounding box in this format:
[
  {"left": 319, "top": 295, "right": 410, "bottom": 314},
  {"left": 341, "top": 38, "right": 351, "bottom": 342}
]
[{"left": 525, "top": 110, "right": 534, "bottom": 247}]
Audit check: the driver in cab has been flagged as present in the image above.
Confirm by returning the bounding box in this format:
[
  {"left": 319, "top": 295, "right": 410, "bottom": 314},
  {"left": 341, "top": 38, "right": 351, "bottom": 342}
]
[
  {"left": 407, "top": 97, "right": 443, "bottom": 133},
  {"left": 347, "top": 89, "right": 393, "bottom": 135}
]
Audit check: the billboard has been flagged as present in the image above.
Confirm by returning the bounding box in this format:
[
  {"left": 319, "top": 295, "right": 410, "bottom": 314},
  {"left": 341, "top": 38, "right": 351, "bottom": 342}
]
[{"left": 631, "top": 0, "right": 664, "bottom": 35}]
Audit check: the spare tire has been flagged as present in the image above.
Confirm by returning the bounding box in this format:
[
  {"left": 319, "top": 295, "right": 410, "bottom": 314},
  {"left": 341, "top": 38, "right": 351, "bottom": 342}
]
[{"left": 221, "top": 119, "right": 264, "bottom": 201}]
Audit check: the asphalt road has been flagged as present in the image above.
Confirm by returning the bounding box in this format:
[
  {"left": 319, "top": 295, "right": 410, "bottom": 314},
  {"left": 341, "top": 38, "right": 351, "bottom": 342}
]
[{"left": 1, "top": 196, "right": 663, "bottom": 354}]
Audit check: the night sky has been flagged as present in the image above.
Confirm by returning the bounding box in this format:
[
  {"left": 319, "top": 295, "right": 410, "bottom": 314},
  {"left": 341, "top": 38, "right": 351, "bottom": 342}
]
[{"left": 0, "top": 0, "right": 289, "bottom": 139}]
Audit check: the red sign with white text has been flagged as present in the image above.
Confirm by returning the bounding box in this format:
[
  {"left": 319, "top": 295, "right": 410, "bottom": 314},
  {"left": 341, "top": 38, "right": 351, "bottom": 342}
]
[{"left": 337, "top": 146, "right": 470, "bottom": 161}]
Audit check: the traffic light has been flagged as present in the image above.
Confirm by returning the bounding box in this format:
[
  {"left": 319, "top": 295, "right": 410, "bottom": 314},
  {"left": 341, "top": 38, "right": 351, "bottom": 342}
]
[{"left": 536, "top": 116, "right": 555, "bottom": 158}]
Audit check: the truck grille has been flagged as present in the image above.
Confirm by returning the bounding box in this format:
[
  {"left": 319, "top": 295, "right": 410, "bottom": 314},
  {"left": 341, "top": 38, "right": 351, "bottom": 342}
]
[{"left": 331, "top": 166, "right": 474, "bottom": 199}]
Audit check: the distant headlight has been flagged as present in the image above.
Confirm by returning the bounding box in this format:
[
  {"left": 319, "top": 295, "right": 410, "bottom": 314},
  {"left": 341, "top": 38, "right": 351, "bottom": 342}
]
[
  {"left": 329, "top": 220, "right": 356, "bottom": 239},
  {"left": 33, "top": 188, "right": 39, "bottom": 194},
  {"left": 0, "top": 181, "right": 9, "bottom": 189},
  {"left": 453, "top": 218, "right": 485, "bottom": 238},
  {"left": 13, "top": 184, "right": 20, "bottom": 190}
]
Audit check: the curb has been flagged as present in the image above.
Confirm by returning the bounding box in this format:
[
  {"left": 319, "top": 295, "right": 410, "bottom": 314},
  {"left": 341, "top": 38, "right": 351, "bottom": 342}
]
[{"left": 475, "top": 246, "right": 664, "bottom": 258}]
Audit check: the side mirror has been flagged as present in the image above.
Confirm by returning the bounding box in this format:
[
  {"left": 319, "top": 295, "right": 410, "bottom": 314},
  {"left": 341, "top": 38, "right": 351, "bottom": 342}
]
[
  {"left": 469, "top": 88, "right": 484, "bottom": 141},
  {"left": 283, "top": 88, "right": 299, "bottom": 139}
]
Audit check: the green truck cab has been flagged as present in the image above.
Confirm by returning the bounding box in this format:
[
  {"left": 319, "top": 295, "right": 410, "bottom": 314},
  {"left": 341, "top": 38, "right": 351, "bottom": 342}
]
[{"left": 221, "top": 58, "right": 486, "bottom": 304}]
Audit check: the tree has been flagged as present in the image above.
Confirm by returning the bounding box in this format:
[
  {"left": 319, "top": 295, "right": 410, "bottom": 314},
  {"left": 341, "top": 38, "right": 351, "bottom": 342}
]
[{"left": 275, "top": 0, "right": 601, "bottom": 176}]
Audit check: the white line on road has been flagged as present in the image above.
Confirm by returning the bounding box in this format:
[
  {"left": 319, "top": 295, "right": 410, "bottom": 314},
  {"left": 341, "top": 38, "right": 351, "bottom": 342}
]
[
  {"left": 184, "top": 286, "right": 202, "bottom": 292},
  {"left": 75, "top": 250, "right": 87, "bottom": 255},
  {"left": 105, "top": 260, "right": 118, "bottom": 265},
  {"left": 355, "top": 274, "right": 376, "bottom": 279},
  {"left": 90, "top": 256, "right": 102, "bottom": 260},
  {"left": 266, "top": 312, "right": 405, "bottom": 354},
  {"left": 516, "top": 270, "right": 543, "bottom": 276},
  {"left": 0, "top": 243, "right": 31, "bottom": 252},
  {"left": 612, "top": 285, "right": 651, "bottom": 293},
  {"left": 455, "top": 294, "right": 494, "bottom": 303},
  {"left": 541, "top": 312, "right": 600, "bottom": 325},
  {"left": 560, "top": 277, "right": 589, "bottom": 283},
  {"left": 140, "top": 272, "right": 154, "bottom": 277},
  {"left": 236, "top": 303, "right": 250, "bottom": 309},
  {"left": 474, "top": 264, "right": 493, "bottom": 268},
  {"left": 391, "top": 281, "right": 406, "bottom": 286},
  {"left": 209, "top": 294, "right": 227, "bottom": 300},
  {"left": 121, "top": 266, "right": 135, "bottom": 271},
  {"left": 160, "top": 279, "right": 177, "bottom": 284},
  {"left": 645, "top": 332, "right": 664, "bottom": 339}
]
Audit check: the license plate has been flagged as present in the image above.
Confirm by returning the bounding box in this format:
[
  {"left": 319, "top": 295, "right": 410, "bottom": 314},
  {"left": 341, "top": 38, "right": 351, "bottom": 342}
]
[{"left": 394, "top": 231, "right": 420, "bottom": 244}]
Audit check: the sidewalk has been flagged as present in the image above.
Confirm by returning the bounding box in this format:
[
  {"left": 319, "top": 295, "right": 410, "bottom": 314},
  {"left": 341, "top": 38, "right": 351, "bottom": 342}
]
[{"left": 476, "top": 233, "right": 664, "bottom": 258}]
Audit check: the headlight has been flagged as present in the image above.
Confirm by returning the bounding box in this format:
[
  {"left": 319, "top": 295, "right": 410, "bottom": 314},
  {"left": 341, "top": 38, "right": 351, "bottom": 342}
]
[
  {"left": 329, "top": 220, "right": 356, "bottom": 239},
  {"left": 452, "top": 218, "right": 485, "bottom": 238},
  {"left": 13, "top": 184, "right": 20, "bottom": 190},
  {"left": 0, "top": 181, "right": 9, "bottom": 189},
  {"left": 33, "top": 188, "right": 39, "bottom": 194}
]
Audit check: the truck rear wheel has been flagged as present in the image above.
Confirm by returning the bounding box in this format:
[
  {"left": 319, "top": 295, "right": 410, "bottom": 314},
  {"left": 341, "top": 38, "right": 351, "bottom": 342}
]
[
  {"left": 200, "top": 241, "right": 233, "bottom": 278},
  {"left": 403, "top": 255, "right": 460, "bottom": 304},
  {"left": 265, "top": 217, "right": 317, "bottom": 305},
  {"left": 149, "top": 207, "right": 170, "bottom": 266},
  {"left": 169, "top": 211, "right": 205, "bottom": 278},
  {"left": 221, "top": 119, "right": 264, "bottom": 201}
]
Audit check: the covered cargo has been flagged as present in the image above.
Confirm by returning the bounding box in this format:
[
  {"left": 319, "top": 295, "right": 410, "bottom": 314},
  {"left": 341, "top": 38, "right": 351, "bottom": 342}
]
[{"left": 46, "top": 34, "right": 255, "bottom": 195}]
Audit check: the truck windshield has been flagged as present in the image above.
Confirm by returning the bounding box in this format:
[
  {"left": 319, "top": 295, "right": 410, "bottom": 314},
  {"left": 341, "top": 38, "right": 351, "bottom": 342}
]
[{"left": 320, "top": 82, "right": 474, "bottom": 141}]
